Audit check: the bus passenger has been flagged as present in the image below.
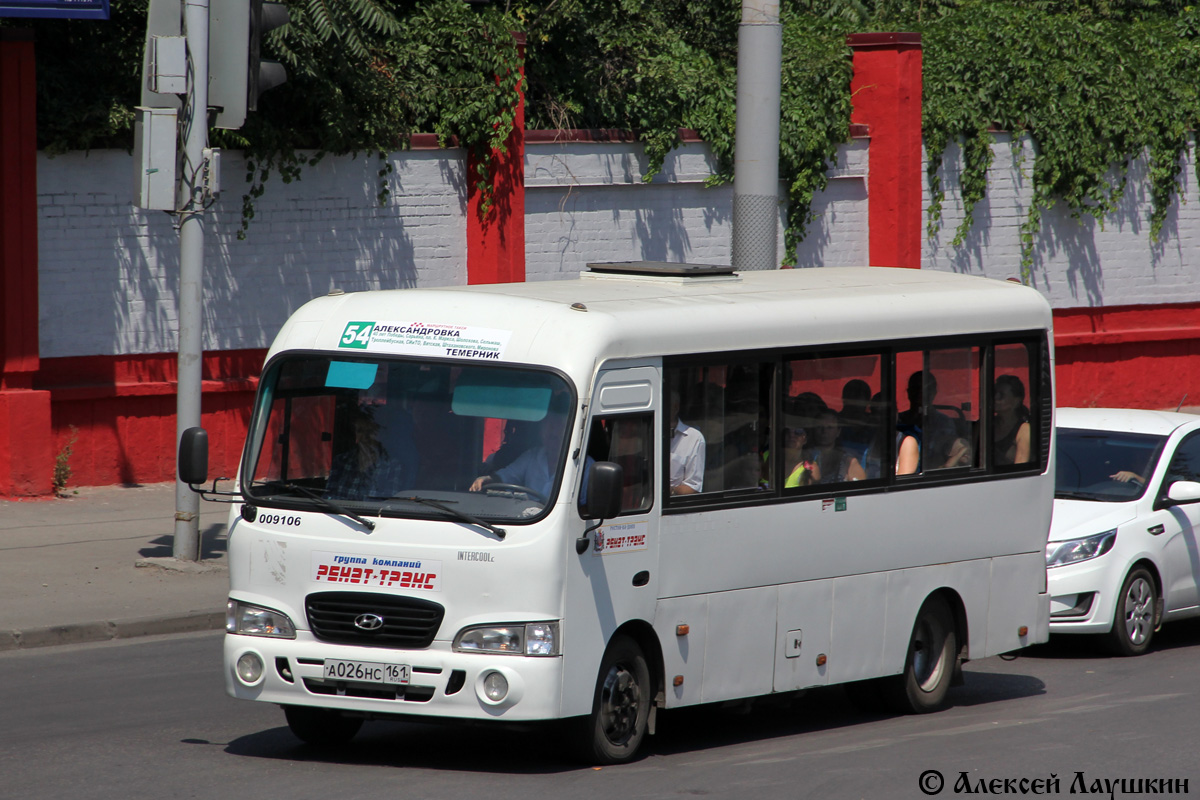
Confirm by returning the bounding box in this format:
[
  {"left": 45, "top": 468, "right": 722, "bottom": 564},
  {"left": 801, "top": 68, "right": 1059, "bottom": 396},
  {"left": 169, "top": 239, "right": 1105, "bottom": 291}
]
[
  {"left": 994, "top": 374, "right": 1031, "bottom": 466},
  {"left": 809, "top": 409, "right": 866, "bottom": 484},
  {"left": 783, "top": 425, "right": 820, "bottom": 487},
  {"left": 838, "top": 379, "right": 875, "bottom": 456},
  {"left": 669, "top": 390, "right": 706, "bottom": 495},
  {"left": 326, "top": 405, "right": 410, "bottom": 500}
]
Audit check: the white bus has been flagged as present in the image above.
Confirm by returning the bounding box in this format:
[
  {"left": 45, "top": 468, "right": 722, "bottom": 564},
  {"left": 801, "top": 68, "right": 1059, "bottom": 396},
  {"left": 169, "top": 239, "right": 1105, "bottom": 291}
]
[{"left": 181, "top": 263, "right": 1054, "bottom": 764}]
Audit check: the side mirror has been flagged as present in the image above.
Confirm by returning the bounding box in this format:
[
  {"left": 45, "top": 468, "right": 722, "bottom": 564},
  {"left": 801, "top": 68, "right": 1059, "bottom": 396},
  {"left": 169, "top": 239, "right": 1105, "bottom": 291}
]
[
  {"left": 585, "top": 461, "right": 624, "bottom": 520},
  {"left": 178, "top": 427, "right": 210, "bottom": 486},
  {"left": 1167, "top": 480, "right": 1200, "bottom": 504},
  {"left": 577, "top": 461, "right": 624, "bottom": 554}
]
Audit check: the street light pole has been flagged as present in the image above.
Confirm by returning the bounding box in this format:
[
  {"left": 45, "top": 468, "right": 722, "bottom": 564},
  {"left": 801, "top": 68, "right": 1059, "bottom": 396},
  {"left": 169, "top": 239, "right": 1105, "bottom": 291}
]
[
  {"left": 731, "top": 0, "right": 783, "bottom": 271},
  {"left": 173, "top": 0, "right": 210, "bottom": 560}
]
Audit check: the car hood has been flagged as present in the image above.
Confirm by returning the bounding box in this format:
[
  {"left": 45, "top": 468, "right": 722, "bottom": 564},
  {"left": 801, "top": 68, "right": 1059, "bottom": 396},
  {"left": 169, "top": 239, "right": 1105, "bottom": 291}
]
[{"left": 1049, "top": 499, "right": 1138, "bottom": 543}]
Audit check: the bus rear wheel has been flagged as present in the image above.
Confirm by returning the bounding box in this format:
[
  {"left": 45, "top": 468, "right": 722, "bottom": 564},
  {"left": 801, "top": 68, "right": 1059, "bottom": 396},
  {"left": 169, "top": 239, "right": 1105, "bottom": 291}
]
[
  {"left": 576, "top": 634, "right": 651, "bottom": 765},
  {"left": 283, "top": 705, "right": 363, "bottom": 746},
  {"left": 884, "top": 595, "right": 957, "bottom": 714}
]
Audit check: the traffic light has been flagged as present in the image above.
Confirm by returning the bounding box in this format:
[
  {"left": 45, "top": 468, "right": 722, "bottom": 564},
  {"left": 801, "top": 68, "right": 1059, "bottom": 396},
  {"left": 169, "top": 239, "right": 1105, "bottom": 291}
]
[{"left": 209, "top": 0, "right": 289, "bottom": 130}]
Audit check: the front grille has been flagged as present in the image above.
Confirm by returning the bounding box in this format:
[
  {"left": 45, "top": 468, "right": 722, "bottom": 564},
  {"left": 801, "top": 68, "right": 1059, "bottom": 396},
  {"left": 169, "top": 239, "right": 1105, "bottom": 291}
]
[{"left": 305, "top": 591, "right": 444, "bottom": 648}]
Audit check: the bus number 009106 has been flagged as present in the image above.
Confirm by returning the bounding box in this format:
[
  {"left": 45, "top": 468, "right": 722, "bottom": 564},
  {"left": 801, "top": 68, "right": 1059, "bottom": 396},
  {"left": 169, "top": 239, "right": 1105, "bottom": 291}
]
[{"left": 260, "top": 514, "right": 301, "bottom": 526}]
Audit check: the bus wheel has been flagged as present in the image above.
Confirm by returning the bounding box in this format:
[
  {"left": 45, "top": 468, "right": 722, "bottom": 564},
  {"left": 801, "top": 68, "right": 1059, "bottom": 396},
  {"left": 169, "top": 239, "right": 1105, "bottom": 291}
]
[
  {"left": 884, "top": 595, "right": 956, "bottom": 714},
  {"left": 283, "top": 705, "right": 363, "bottom": 746},
  {"left": 1106, "top": 567, "right": 1157, "bottom": 657},
  {"left": 578, "top": 635, "right": 651, "bottom": 764}
]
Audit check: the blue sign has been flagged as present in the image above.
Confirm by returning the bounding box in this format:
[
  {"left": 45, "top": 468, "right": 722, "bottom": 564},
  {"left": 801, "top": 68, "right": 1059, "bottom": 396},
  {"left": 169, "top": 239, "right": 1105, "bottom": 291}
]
[{"left": 0, "top": 0, "right": 110, "bottom": 20}]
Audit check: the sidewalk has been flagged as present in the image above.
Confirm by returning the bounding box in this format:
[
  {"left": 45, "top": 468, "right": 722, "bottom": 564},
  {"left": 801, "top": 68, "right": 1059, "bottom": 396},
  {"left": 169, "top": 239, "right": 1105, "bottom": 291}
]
[{"left": 0, "top": 482, "right": 230, "bottom": 651}]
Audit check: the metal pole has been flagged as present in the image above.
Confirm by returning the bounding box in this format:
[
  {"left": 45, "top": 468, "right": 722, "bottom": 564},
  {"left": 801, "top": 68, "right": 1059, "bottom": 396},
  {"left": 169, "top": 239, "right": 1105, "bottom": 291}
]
[
  {"left": 731, "top": 0, "right": 783, "bottom": 271},
  {"left": 174, "top": 0, "right": 209, "bottom": 560}
]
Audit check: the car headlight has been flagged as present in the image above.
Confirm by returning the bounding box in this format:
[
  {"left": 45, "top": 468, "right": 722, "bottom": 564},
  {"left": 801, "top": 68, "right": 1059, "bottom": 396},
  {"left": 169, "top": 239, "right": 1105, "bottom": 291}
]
[
  {"left": 453, "top": 621, "right": 560, "bottom": 656},
  {"left": 226, "top": 599, "right": 296, "bottom": 638},
  {"left": 1045, "top": 529, "right": 1117, "bottom": 568}
]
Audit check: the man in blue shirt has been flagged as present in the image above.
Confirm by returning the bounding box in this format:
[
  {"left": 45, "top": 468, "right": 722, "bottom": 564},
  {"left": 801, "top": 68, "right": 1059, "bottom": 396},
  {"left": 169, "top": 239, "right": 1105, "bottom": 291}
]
[{"left": 469, "top": 405, "right": 568, "bottom": 500}]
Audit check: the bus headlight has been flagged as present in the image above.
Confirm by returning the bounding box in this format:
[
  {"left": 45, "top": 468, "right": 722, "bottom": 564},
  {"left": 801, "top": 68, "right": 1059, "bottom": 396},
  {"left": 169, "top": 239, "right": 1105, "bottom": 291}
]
[
  {"left": 226, "top": 599, "right": 296, "bottom": 638},
  {"left": 453, "top": 621, "right": 560, "bottom": 656},
  {"left": 1045, "top": 529, "right": 1117, "bottom": 568}
]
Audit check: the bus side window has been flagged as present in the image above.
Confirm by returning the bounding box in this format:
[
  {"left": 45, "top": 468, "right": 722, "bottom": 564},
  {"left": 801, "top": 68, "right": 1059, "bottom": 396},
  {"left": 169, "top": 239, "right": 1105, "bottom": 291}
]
[
  {"left": 784, "top": 353, "right": 882, "bottom": 487},
  {"left": 579, "top": 414, "right": 653, "bottom": 516},
  {"left": 896, "top": 348, "right": 981, "bottom": 474},
  {"left": 668, "top": 363, "right": 771, "bottom": 497},
  {"left": 992, "top": 343, "right": 1035, "bottom": 468}
]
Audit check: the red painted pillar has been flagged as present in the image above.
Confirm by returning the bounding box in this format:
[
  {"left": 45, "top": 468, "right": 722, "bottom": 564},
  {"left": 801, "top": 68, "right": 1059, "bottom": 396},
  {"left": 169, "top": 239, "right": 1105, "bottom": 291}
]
[
  {"left": 0, "top": 30, "right": 53, "bottom": 496},
  {"left": 466, "top": 33, "right": 526, "bottom": 285},
  {"left": 847, "top": 32, "right": 923, "bottom": 269}
]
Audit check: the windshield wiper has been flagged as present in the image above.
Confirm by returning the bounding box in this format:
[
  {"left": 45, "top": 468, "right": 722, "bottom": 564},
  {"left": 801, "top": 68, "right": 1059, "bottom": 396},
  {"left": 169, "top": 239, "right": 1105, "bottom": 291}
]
[
  {"left": 391, "top": 495, "right": 507, "bottom": 540},
  {"left": 280, "top": 483, "right": 376, "bottom": 532},
  {"left": 1055, "top": 490, "right": 1099, "bottom": 501}
]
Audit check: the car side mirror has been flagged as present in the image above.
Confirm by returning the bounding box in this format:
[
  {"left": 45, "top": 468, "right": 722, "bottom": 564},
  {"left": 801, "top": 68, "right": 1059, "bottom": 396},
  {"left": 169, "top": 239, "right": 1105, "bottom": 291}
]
[
  {"left": 1167, "top": 480, "right": 1200, "bottom": 504},
  {"left": 577, "top": 461, "right": 624, "bottom": 554},
  {"left": 178, "top": 427, "right": 209, "bottom": 486}
]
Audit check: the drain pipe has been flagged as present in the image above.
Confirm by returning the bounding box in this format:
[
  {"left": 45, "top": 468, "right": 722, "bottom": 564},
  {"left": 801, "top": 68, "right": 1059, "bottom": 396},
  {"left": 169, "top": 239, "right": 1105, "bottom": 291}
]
[{"left": 731, "top": 0, "right": 783, "bottom": 271}]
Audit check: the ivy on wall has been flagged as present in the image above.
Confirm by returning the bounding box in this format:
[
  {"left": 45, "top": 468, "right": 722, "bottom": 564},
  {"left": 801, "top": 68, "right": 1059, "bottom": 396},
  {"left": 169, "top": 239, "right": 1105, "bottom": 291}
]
[{"left": 9, "top": 0, "right": 1200, "bottom": 269}]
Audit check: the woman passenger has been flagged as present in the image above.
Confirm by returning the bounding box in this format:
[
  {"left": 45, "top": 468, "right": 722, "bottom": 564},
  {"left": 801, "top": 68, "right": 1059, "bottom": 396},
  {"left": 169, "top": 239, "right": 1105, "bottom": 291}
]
[
  {"left": 993, "top": 374, "right": 1031, "bottom": 466},
  {"left": 808, "top": 409, "right": 866, "bottom": 484}
]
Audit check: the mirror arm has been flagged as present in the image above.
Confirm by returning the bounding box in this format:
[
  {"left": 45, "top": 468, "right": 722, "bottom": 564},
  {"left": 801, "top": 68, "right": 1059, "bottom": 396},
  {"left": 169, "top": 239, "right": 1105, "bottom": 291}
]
[
  {"left": 188, "top": 476, "right": 242, "bottom": 504},
  {"left": 576, "top": 518, "right": 606, "bottom": 554}
]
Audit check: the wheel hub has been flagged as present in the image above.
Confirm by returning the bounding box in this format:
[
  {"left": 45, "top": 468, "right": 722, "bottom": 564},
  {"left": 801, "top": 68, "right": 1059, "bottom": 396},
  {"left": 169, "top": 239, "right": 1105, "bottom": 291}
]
[{"left": 599, "top": 665, "right": 640, "bottom": 744}]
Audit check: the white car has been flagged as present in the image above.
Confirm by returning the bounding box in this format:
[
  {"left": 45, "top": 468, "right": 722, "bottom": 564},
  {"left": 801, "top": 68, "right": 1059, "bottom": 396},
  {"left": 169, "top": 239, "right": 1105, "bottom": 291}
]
[{"left": 1048, "top": 407, "right": 1200, "bottom": 655}]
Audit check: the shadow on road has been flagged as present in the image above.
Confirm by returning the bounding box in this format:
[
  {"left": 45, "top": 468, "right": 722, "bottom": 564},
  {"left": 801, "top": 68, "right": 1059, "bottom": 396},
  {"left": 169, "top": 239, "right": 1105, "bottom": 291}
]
[
  {"left": 222, "top": 718, "right": 578, "bottom": 773},
  {"left": 219, "top": 667, "right": 1048, "bottom": 770},
  {"left": 137, "top": 523, "right": 228, "bottom": 560},
  {"left": 1014, "top": 616, "right": 1200, "bottom": 660}
]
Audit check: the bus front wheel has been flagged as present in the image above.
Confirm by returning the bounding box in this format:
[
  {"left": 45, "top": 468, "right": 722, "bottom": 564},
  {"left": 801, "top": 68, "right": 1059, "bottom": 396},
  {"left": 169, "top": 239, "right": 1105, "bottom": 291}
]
[
  {"left": 576, "top": 634, "right": 651, "bottom": 764},
  {"left": 884, "top": 595, "right": 956, "bottom": 714}
]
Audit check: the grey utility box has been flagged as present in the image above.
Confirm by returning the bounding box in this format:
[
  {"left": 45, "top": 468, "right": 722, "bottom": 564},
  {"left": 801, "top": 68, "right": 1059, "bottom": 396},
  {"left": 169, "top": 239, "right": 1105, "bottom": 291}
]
[{"left": 133, "top": 107, "right": 178, "bottom": 211}]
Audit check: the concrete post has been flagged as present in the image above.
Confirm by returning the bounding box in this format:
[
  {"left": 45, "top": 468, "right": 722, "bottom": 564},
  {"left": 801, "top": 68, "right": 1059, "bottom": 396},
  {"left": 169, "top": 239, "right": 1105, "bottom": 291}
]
[
  {"left": 731, "top": 0, "right": 782, "bottom": 271},
  {"left": 173, "top": 0, "right": 210, "bottom": 560}
]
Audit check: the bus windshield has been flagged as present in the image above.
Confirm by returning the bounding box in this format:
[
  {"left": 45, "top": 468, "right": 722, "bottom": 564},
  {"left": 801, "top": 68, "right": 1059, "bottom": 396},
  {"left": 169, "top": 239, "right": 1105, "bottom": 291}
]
[
  {"left": 1055, "top": 427, "right": 1165, "bottom": 503},
  {"left": 242, "top": 355, "right": 575, "bottom": 523}
]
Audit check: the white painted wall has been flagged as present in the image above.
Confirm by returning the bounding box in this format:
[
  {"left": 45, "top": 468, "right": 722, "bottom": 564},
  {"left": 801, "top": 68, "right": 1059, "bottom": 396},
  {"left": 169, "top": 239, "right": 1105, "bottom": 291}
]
[
  {"left": 922, "top": 132, "right": 1200, "bottom": 309},
  {"left": 37, "top": 148, "right": 468, "bottom": 358},
  {"left": 34, "top": 132, "right": 1197, "bottom": 360}
]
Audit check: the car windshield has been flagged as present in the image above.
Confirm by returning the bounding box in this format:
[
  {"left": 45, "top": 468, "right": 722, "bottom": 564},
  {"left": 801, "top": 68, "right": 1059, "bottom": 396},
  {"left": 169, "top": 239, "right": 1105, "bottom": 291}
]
[
  {"left": 1055, "top": 427, "right": 1166, "bottom": 502},
  {"left": 242, "top": 355, "right": 574, "bottom": 524}
]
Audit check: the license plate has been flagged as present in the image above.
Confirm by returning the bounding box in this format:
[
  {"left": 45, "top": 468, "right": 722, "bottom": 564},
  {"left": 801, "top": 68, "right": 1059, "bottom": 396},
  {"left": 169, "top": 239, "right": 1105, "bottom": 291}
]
[{"left": 322, "top": 659, "right": 411, "bottom": 685}]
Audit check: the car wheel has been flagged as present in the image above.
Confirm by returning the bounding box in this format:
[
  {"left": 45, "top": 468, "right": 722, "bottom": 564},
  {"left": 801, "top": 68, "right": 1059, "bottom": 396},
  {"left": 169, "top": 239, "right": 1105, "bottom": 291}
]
[
  {"left": 1106, "top": 567, "right": 1157, "bottom": 656},
  {"left": 883, "top": 594, "right": 957, "bottom": 714},
  {"left": 283, "top": 705, "right": 363, "bottom": 746},
  {"left": 574, "top": 634, "right": 651, "bottom": 764}
]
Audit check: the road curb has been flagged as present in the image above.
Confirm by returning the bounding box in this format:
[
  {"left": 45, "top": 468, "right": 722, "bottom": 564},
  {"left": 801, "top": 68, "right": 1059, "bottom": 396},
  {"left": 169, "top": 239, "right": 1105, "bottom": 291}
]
[{"left": 1, "top": 610, "right": 225, "bottom": 652}]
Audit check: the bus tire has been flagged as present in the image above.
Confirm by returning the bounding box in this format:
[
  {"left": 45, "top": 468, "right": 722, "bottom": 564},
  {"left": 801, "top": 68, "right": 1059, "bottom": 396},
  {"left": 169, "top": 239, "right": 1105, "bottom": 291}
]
[
  {"left": 283, "top": 705, "right": 363, "bottom": 746},
  {"left": 1105, "top": 567, "right": 1157, "bottom": 657},
  {"left": 576, "top": 634, "right": 651, "bottom": 764},
  {"left": 884, "top": 595, "right": 956, "bottom": 714}
]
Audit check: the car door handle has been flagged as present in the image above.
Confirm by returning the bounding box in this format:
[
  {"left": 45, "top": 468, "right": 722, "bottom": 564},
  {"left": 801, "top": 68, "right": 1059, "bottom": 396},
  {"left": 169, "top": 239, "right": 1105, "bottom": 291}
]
[{"left": 1148, "top": 524, "right": 1166, "bottom": 535}]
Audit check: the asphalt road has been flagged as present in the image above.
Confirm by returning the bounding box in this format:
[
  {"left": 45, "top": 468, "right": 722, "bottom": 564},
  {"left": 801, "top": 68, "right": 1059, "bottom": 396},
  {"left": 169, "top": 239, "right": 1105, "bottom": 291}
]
[{"left": 4, "top": 623, "right": 1200, "bottom": 800}]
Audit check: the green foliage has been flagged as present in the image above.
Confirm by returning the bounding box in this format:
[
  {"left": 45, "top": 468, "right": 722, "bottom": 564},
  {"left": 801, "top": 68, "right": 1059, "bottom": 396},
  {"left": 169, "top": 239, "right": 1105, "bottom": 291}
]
[
  {"left": 52, "top": 426, "right": 78, "bottom": 497},
  {"left": 911, "top": 1, "right": 1200, "bottom": 273},
  {"left": 9, "top": 0, "right": 1200, "bottom": 269}
]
